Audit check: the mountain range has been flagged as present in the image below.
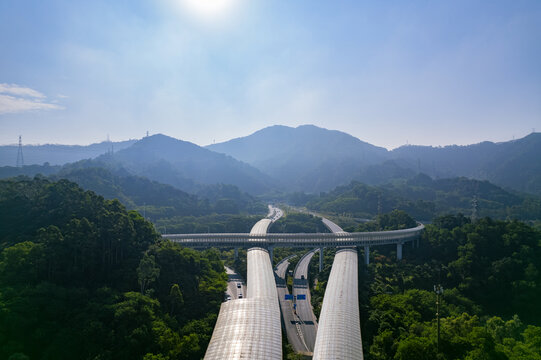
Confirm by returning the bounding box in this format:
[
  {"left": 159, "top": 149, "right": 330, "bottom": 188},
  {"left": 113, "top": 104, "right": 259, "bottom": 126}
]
[
  {"left": 1, "top": 125, "right": 540, "bottom": 197},
  {"left": 207, "top": 125, "right": 388, "bottom": 192},
  {"left": 209, "top": 125, "right": 541, "bottom": 195},
  {"left": 0, "top": 139, "right": 136, "bottom": 167}
]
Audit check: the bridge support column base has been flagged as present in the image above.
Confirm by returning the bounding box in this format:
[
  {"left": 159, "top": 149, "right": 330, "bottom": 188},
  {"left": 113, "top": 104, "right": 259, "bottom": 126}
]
[
  {"left": 397, "top": 243, "right": 403, "bottom": 260},
  {"left": 319, "top": 247, "right": 324, "bottom": 272},
  {"left": 364, "top": 246, "right": 370, "bottom": 265}
]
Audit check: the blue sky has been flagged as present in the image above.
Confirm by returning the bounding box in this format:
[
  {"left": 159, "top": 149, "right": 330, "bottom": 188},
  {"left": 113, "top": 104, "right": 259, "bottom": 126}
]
[{"left": 1, "top": 0, "right": 540, "bottom": 149}]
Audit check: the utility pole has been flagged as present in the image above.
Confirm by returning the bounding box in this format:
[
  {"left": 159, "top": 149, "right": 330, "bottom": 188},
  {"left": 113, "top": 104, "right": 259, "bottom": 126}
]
[
  {"left": 16, "top": 135, "right": 24, "bottom": 167},
  {"left": 434, "top": 284, "right": 444, "bottom": 353}
]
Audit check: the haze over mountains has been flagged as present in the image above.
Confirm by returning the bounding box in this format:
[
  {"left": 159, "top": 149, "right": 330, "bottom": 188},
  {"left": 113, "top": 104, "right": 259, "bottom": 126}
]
[
  {"left": 1, "top": 125, "right": 540, "bottom": 197},
  {"left": 93, "top": 134, "right": 274, "bottom": 194},
  {"left": 207, "top": 125, "right": 388, "bottom": 192},
  {"left": 0, "top": 139, "right": 136, "bottom": 166},
  {"left": 209, "top": 125, "right": 541, "bottom": 195}
]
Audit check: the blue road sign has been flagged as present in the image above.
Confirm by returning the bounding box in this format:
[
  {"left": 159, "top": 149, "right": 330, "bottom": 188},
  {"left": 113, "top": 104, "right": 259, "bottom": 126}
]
[
  {"left": 296, "top": 294, "right": 306, "bottom": 300},
  {"left": 285, "top": 294, "right": 293, "bottom": 300}
]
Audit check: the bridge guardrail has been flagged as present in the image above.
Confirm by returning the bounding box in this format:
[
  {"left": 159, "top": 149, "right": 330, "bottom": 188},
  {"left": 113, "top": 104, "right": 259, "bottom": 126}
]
[{"left": 163, "top": 224, "right": 424, "bottom": 248}]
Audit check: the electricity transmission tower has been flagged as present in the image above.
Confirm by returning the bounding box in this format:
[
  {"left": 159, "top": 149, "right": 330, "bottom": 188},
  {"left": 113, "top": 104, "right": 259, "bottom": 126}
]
[{"left": 16, "top": 135, "right": 24, "bottom": 167}]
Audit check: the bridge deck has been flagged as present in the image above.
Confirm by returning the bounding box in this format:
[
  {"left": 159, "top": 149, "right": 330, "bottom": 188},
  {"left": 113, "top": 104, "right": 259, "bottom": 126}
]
[{"left": 164, "top": 224, "right": 424, "bottom": 248}]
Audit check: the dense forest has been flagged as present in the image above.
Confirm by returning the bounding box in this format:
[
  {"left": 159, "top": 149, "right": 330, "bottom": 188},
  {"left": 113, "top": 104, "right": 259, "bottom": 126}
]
[
  {"left": 1, "top": 176, "right": 541, "bottom": 359},
  {"left": 1, "top": 164, "right": 267, "bottom": 236},
  {"left": 52, "top": 165, "right": 267, "bottom": 218},
  {"left": 303, "top": 175, "right": 541, "bottom": 221},
  {"left": 0, "top": 178, "right": 227, "bottom": 360}
]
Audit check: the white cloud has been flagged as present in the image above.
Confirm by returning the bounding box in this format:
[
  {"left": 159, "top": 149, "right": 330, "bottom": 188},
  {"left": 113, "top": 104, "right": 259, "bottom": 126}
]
[
  {"left": 0, "top": 83, "right": 45, "bottom": 98},
  {"left": 0, "top": 83, "right": 64, "bottom": 114}
]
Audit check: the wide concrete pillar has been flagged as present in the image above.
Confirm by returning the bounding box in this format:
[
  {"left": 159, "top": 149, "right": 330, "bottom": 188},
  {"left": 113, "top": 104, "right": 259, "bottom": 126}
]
[
  {"left": 397, "top": 243, "right": 403, "bottom": 260},
  {"left": 364, "top": 246, "right": 370, "bottom": 265},
  {"left": 319, "top": 247, "right": 324, "bottom": 272}
]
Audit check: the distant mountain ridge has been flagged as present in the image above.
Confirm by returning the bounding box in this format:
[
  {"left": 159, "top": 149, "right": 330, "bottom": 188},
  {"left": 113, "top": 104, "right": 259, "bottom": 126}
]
[
  {"left": 389, "top": 133, "right": 541, "bottom": 195},
  {"left": 208, "top": 125, "right": 541, "bottom": 196},
  {"left": 207, "top": 124, "right": 388, "bottom": 192},
  {"left": 1, "top": 126, "right": 539, "bottom": 197},
  {"left": 0, "top": 139, "right": 137, "bottom": 166},
  {"left": 94, "top": 134, "right": 275, "bottom": 195}
]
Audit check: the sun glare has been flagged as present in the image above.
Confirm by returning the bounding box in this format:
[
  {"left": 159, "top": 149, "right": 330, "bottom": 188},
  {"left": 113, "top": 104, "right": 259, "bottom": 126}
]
[{"left": 180, "top": 0, "right": 238, "bottom": 19}]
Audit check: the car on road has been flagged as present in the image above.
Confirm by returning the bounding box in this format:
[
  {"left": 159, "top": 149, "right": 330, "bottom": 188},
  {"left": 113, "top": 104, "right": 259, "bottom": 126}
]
[
  {"left": 238, "top": 293, "right": 243, "bottom": 298},
  {"left": 237, "top": 282, "right": 242, "bottom": 288},
  {"left": 301, "top": 275, "right": 305, "bottom": 280}
]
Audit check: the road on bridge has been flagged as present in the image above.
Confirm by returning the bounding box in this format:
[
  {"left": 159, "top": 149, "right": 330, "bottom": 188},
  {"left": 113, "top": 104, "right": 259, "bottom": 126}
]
[
  {"left": 225, "top": 266, "right": 246, "bottom": 300},
  {"left": 293, "top": 249, "right": 319, "bottom": 352},
  {"left": 275, "top": 255, "right": 314, "bottom": 354}
]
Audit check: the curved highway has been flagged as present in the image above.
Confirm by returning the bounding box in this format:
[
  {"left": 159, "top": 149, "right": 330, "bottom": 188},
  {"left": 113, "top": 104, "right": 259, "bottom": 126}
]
[
  {"left": 312, "top": 219, "right": 364, "bottom": 360},
  {"left": 274, "top": 255, "right": 310, "bottom": 354},
  {"left": 292, "top": 249, "right": 319, "bottom": 352}
]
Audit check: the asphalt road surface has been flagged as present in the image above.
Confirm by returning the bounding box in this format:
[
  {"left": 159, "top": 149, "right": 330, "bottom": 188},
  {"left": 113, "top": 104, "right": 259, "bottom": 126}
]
[
  {"left": 225, "top": 266, "right": 246, "bottom": 300},
  {"left": 275, "top": 255, "right": 313, "bottom": 354},
  {"left": 293, "top": 249, "right": 319, "bottom": 352}
]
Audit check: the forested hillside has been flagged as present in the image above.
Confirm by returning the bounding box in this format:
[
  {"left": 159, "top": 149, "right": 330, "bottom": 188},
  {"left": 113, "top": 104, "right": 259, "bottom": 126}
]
[
  {"left": 208, "top": 125, "right": 541, "bottom": 195},
  {"left": 52, "top": 166, "right": 266, "bottom": 218},
  {"left": 96, "top": 134, "right": 274, "bottom": 195},
  {"left": 0, "top": 178, "right": 227, "bottom": 359},
  {"left": 306, "top": 175, "right": 541, "bottom": 221},
  {"left": 356, "top": 214, "right": 541, "bottom": 359},
  {"left": 391, "top": 133, "right": 541, "bottom": 195},
  {"left": 208, "top": 124, "right": 388, "bottom": 192}
]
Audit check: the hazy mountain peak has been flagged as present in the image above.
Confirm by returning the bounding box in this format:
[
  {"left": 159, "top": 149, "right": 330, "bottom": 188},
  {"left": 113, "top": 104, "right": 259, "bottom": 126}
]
[
  {"left": 94, "top": 132, "right": 274, "bottom": 195},
  {"left": 207, "top": 124, "right": 388, "bottom": 192}
]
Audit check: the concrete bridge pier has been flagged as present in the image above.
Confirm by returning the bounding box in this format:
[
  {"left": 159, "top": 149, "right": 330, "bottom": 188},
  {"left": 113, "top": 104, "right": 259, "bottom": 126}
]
[
  {"left": 397, "top": 243, "right": 403, "bottom": 260},
  {"left": 234, "top": 247, "right": 239, "bottom": 260},
  {"left": 364, "top": 246, "right": 370, "bottom": 265},
  {"left": 319, "top": 247, "right": 324, "bottom": 272}
]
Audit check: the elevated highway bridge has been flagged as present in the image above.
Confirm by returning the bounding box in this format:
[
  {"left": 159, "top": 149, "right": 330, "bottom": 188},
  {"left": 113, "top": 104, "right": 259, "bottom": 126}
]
[
  {"left": 169, "top": 206, "right": 424, "bottom": 359},
  {"left": 163, "top": 224, "right": 424, "bottom": 262}
]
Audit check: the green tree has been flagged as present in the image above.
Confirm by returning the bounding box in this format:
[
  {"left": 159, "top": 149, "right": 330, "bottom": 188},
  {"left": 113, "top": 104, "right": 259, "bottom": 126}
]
[{"left": 137, "top": 254, "right": 160, "bottom": 294}]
